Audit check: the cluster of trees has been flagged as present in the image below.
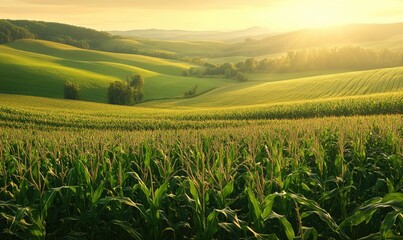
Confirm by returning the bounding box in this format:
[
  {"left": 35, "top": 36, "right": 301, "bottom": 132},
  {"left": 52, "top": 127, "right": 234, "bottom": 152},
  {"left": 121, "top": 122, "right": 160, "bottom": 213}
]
[
  {"left": 183, "top": 46, "right": 403, "bottom": 80},
  {"left": 183, "top": 85, "right": 198, "bottom": 98},
  {"left": 108, "top": 74, "right": 144, "bottom": 105},
  {"left": 237, "top": 47, "right": 403, "bottom": 73},
  {"left": 63, "top": 74, "right": 145, "bottom": 106},
  {"left": 183, "top": 62, "right": 248, "bottom": 82},
  {"left": 0, "top": 20, "right": 111, "bottom": 49}
]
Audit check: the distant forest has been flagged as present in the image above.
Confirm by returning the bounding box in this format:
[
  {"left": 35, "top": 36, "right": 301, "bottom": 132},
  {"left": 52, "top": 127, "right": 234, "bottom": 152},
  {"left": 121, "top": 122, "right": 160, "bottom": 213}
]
[
  {"left": 240, "top": 47, "right": 403, "bottom": 72},
  {"left": 186, "top": 46, "right": 403, "bottom": 78},
  {"left": 0, "top": 20, "right": 112, "bottom": 49}
]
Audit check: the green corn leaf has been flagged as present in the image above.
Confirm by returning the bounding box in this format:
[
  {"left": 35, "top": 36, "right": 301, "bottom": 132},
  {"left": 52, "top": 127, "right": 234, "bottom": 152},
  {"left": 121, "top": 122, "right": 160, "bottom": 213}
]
[
  {"left": 380, "top": 210, "right": 402, "bottom": 240},
  {"left": 247, "top": 188, "right": 262, "bottom": 221},
  {"left": 153, "top": 181, "right": 168, "bottom": 207},
  {"left": 189, "top": 180, "right": 199, "bottom": 203},
  {"left": 302, "top": 227, "right": 318, "bottom": 240},
  {"left": 288, "top": 193, "right": 340, "bottom": 232},
  {"left": 91, "top": 181, "right": 105, "bottom": 205},
  {"left": 206, "top": 210, "right": 219, "bottom": 237},
  {"left": 216, "top": 207, "right": 243, "bottom": 229},
  {"left": 112, "top": 220, "right": 142, "bottom": 240},
  {"left": 262, "top": 194, "right": 277, "bottom": 220},
  {"left": 267, "top": 211, "right": 295, "bottom": 240},
  {"left": 222, "top": 180, "right": 234, "bottom": 199},
  {"left": 340, "top": 193, "right": 403, "bottom": 229}
]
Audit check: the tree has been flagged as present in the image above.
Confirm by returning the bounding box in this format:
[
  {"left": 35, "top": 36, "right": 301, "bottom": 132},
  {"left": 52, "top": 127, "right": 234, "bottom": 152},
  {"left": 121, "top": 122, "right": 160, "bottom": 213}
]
[
  {"left": 64, "top": 81, "right": 79, "bottom": 100},
  {"left": 243, "top": 58, "right": 257, "bottom": 72},
  {"left": 108, "top": 81, "right": 135, "bottom": 105},
  {"left": 184, "top": 85, "right": 198, "bottom": 98},
  {"left": 220, "top": 63, "right": 236, "bottom": 78},
  {"left": 129, "top": 74, "right": 145, "bottom": 102},
  {"left": 236, "top": 72, "right": 248, "bottom": 82}
]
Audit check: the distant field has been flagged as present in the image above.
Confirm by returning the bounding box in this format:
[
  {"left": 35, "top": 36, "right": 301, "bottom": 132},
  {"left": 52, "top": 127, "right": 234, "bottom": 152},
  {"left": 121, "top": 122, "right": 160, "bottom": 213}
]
[
  {"left": 144, "top": 67, "right": 403, "bottom": 107},
  {"left": 99, "top": 38, "right": 227, "bottom": 57},
  {"left": 246, "top": 70, "right": 349, "bottom": 82},
  {"left": 0, "top": 92, "right": 401, "bottom": 131},
  {"left": 0, "top": 39, "right": 232, "bottom": 102}
]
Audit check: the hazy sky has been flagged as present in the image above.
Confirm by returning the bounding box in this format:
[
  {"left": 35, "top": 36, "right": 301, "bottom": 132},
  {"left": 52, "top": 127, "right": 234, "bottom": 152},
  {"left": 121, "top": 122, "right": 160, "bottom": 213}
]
[{"left": 2, "top": 0, "right": 403, "bottom": 31}]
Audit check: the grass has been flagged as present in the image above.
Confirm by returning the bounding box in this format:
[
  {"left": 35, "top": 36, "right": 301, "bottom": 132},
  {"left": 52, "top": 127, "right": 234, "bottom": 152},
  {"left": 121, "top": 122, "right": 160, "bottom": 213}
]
[
  {"left": 245, "top": 70, "right": 349, "bottom": 82},
  {"left": 98, "top": 39, "right": 177, "bottom": 55},
  {"left": 0, "top": 39, "right": 232, "bottom": 102},
  {"left": 144, "top": 67, "right": 403, "bottom": 107},
  {"left": 132, "top": 38, "right": 227, "bottom": 56},
  {"left": 1, "top": 39, "right": 402, "bottom": 106}
]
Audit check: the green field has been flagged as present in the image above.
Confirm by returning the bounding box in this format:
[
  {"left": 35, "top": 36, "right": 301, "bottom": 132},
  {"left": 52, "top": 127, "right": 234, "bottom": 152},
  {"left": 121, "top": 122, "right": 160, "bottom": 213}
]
[
  {"left": 0, "top": 39, "right": 232, "bottom": 102},
  {"left": 1, "top": 21, "right": 403, "bottom": 240},
  {"left": 0, "top": 98, "right": 402, "bottom": 238},
  {"left": 1, "top": 39, "right": 402, "bottom": 108},
  {"left": 143, "top": 67, "right": 403, "bottom": 107}
]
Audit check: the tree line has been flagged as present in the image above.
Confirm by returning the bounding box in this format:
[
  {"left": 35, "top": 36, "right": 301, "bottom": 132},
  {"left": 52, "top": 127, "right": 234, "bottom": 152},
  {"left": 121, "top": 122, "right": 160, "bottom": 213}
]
[
  {"left": 247, "top": 46, "right": 403, "bottom": 73},
  {"left": 0, "top": 20, "right": 112, "bottom": 49},
  {"left": 183, "top": 62, "right": 249, "bottom": 82},
  {"left": 184, "top": 46, "right": 403, "bottom": 79}
]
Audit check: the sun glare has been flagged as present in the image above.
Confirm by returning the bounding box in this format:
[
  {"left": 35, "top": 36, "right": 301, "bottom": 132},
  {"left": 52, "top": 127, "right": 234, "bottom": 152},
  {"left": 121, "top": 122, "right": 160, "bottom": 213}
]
[{"left": 269, "top": 0, "right": 356, "bottom": 30}]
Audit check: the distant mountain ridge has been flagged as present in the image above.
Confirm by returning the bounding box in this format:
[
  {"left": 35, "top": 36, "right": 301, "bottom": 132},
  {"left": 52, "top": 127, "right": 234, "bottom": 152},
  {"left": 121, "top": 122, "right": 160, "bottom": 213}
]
[{"left": 109, "top": 26, "right": 271, "bottom": 41}]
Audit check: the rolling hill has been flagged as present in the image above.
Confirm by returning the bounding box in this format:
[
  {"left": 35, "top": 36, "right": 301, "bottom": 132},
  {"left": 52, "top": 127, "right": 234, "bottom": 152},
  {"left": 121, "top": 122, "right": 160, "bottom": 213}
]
[
  {"left": 0, "top": 39, "right": 232, "bottom": 102},
  {"left": 1, "top": 20, "right": 402, "bottom": 109},
  {"left": 109, "top": 26, "right": 271, "bottom": 41},
  {"left": 142, "top": 67, "right": 403, "bottom": 107},
  {"left": 1, "top": 39, "right": 402, "bottom": 107}
]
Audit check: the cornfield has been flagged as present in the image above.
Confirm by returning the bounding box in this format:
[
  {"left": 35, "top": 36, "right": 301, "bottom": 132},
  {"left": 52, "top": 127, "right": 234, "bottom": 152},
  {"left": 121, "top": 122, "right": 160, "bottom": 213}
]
[{"left": 1, "top": 114, "right": 402, "bottom": 239}]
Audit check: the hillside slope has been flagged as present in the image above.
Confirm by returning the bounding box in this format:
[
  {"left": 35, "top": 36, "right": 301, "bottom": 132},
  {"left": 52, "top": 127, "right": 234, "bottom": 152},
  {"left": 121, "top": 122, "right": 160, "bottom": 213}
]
[
  {"left": 224, "top": 23, "right": 403, "bottom": 56},
  {"left": 0, "top": 39, "right": 232, "bottom": 102},
  {"left": 142, "top": 67, "right": 403, "bottom": 107}
]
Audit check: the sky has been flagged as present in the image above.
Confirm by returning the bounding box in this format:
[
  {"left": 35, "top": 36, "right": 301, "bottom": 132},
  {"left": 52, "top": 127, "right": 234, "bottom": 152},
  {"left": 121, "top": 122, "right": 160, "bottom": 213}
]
[{"left": 2, "top": 0, "right": 403, "bottom": 31}]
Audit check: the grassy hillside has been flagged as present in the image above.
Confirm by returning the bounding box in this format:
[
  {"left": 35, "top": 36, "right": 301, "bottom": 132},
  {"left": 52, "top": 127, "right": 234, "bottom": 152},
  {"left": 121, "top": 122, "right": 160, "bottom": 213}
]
[
  {"left": 143, "top": 67, "right": 403, "bottom": 107},
  {"left": 98, "top": 38, "right": 228, "bottom": 57},
  {"left": 0, "top": 39, "right": 232, "bottom": 102}
]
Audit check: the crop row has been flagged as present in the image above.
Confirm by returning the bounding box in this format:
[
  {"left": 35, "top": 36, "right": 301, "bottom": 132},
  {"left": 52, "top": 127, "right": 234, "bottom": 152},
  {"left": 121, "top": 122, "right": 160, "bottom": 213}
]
[
  {"left": 1, "top": 115, "right": 402, "bottom": 239},
  {"left": 0, "top": 92, "right": 402, "bottom": 131}
]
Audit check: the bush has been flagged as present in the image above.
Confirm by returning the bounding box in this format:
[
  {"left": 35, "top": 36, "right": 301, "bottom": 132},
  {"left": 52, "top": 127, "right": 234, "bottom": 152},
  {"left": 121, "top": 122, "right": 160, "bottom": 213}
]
[{"left": 64, "top": 81, "right": 79, "bottom": 100}]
